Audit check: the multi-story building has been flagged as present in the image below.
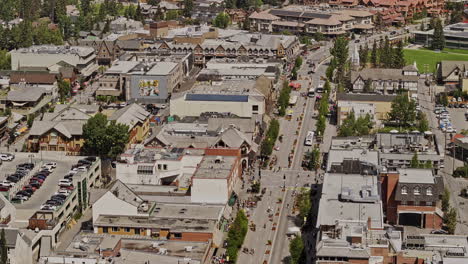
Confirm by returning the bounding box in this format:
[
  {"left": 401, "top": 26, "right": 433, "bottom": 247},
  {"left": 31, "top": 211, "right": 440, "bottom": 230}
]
[
  {"left": 92, "top": 180, "right": 226, "bottom": 246},
  {"left": 108, "top": 103, "right": 151, "bottom": 146},
  {"left": 350, "top": 65, "right": 419, "bottom": 94},
  {"left": 149, "top": 28, "right": 301, "bottom": 65},
  {"left": 27, "top": 104, "right": 99, "bottom": 154},
  {"left": 170, "top": 80, "right": 268, "bottom": 118},
  {"left": 414, "top": 23, "right": 468, "bottom": 50},
  {"left": 376, "top": 132, "right": 444, "bottom": 173},
  {"left": 336, "top": 93, "right": 397, "bottom": 125},
  {"left": 10, "top": 45, "right": 98, "bottom": 78},
  {"left": 97, "top": 53, "right": 192, "bottom": 102},
  {"left": 381, "top": 168, "right": 444, "bottom": 229},
  {"left": 249, "top": 7, "right": 374, "bottom": 35}
]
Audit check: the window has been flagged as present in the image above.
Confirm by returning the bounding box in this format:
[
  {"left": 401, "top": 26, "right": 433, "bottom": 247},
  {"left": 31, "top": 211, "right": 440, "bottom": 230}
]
[
  {"left": 414, "top": 186, "right": 421, "bottom": 195},
  {"left": 102, "top": 227, "right": 108, "bottom": 233},
  {"left": 124, "top": 227, "right": 131, "bottom": 232},
  {"left": 426, "top": 187, "right": 433, "bottom": 196},
  {"left": 163, "top": 164, "right": 168, "bottom": 170},
  {"left": 173, "top": 233, "right": 182, "bottom": 239},
  {"left": 252, "top": 105, "right": 259, "bottom": 112},
  {"left": 426, "top": 202, "right": 433, "bottom": 206},
  {"left": 401, "top": 186, "right": 408, "bottom": 195},
  {"left": 137, "top": 165, "right": 153, "bottom": 175},
  {"left": 135, "top": 228, "right": 140, "bottom": 235},
  {"left": 112, "top": 227, "right": 120, "bottom": 232}
]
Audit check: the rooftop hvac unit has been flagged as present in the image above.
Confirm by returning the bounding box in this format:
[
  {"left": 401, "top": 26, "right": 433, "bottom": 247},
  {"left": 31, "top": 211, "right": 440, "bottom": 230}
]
[{"left": 185, "top": 246, "right": 193, "bottom": 252}]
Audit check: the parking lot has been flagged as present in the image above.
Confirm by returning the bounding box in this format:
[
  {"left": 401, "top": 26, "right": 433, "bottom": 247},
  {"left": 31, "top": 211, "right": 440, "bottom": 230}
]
[
  {"left": 447, "top": 107, "right": 467, "bottom": 133},
  {"left": 0, "top": 152, "right": 82, "bottom": 226}
]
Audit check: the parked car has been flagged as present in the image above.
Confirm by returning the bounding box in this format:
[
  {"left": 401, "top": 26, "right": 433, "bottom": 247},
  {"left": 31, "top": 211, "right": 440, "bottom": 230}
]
[
  {"left": 0, "top": 186, "right": 10, "bottom": 192},
  {"left": 0, "top": 153, "right": 14, "bottom": 161},
  {"left": 23, "top": 185, "right": 37, "bottom": 191},
  {"left": 17, "top": 191, "right": 31, "bottom": 197},
  {"left": 0, "top": 181, "right": 14, "bottom": 187},
  {"left": 58, "top": 180, "right": 73, "bottom": 187},
  {"left": 17, "top": 163, "right": 34, "bottom": 170},
  {"left": 40, "top": 205, "right": 56, "bottom": 210},
  {"left": 14, "top": 195, "right": 29, "bottom": 201},
  {"left": 6, "top": 176, "right": 19, "bottom": 183},
  {"left": 56, "top": 189, "right": 71, "bottom": 196},
  {"left": 43, "top": 162, "right": 57, "bottom": 168}
]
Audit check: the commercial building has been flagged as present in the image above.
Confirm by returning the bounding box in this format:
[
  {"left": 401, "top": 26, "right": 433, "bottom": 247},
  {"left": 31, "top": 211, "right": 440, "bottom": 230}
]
[
  {"left": 92, "top": 180, "right": 226, "bottom": 246},
  {"left": 108, "top": 103, "right": 151, "bottom": 146},
  {"left": 199, "top": 59, "right": 281, "bottom": 81},
  {"left": 336, "top": 93, "right": 397, "bottom": 124},
  {"left": 414, "top": 23, "right": 468, "bottom": 49},
  {"left": 249, "top": 7, "right": 374, "bottom": 35},
  {"left": 10, "top": 45, "right": 98, "bottom": 77},
  {"left": 436, "top": 60, "right": 468, "bottom": 90},
  {"left": 170, "top": 80, "right": 267, "bottom": 118},
  {"left": 149, "top": 28, "right": 301, "bottom": 65},
  {"left": 191, "top": 153, "right": 242, "bottom": 204},
  {"left": 376, "top": 132, "right": 444, "bottom": 172},
  {"left": 381, "top": 168, "right": 444, "bottom": 229},
  {"left": 97, "top": 53, "right": 192, "bottom": 102},
  {"left": 6, "top": 86, "right": 51, "bottom": 115},
  {"left": 27, "top": 104, "right": 99, "bottom": 155},
  {"left": 350, "top": 65, "right": 419, "bottom": 94}
]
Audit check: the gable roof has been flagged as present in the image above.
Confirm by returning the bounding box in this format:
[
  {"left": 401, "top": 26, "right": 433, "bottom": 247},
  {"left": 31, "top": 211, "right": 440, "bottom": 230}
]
[
  {"left": 29, "top": 120, "right": 86, "bottom": 138},
  {"left": 7, "top": 87, "right": 46, "bottom": 102},
  {"left": 109, "top": 103, "right": 150, "bottom": 129},
  {"left": 350, "top": 68, "right": 418, "bottom": 83},
  {"left": 439, "top": 60, "right": 468, "bottom": 78},
  {"left": 249, "top": 11, "right": 280, "bottom": 21}
]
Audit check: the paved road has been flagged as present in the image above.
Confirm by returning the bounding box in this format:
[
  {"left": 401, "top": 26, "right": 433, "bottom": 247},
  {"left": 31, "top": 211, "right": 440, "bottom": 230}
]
[{"left": 418, "top": 78, "right": 468, "bottom": 235}]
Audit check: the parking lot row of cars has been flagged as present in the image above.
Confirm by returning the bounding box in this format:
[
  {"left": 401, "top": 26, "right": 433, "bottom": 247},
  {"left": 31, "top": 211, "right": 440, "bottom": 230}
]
[
  {"left": 7, "top": 162, "right": 56, "bottom": 203},
  {"left": 40, "top": 157, "right": 96, "bottom": 211},
  {"left": 435, "top": 105, "right": 457, "bottom": 133}
]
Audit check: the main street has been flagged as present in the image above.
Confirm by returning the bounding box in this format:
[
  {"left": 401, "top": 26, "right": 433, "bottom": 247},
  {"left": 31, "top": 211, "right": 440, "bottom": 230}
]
[{"left": 239, "top": 29, "right": 405, "bottom": 264}]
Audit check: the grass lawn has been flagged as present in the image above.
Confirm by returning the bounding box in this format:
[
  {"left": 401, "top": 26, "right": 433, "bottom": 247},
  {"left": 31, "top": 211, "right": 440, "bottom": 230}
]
[{"left": 403, "top": 49, "right": 468, "bottom": 73}]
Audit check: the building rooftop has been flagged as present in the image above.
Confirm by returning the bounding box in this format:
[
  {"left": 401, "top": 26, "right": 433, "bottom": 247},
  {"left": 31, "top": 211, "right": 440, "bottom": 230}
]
[
  {"left": 120, "top": 146, "right": 206, "bottom": 164},
  {"left": 7, "top": 87, "right": 46, "bottom": 102},
  {"left": 146, "top": 61, "right": 178, "bottom": 75},
  {"left": 376, "top": 133, "right": 439, "bottom": 155},
  {"left": 106, "top": 61, "right": 140, "bottom": 74},
  {"left": 194, "top": 155, "right": 238, "bottom": 179},
  {"left": 397, "top": 168, "right": 434, "bottom": 184},
  {"left": 327, "top": 149, "right": 379, "bottom": 172},
  {"left": 13, "top": 45, "right": 94, "bottom": 57},
  {"left": 317, "top": 173, "right": 383, "bottom": 229}
]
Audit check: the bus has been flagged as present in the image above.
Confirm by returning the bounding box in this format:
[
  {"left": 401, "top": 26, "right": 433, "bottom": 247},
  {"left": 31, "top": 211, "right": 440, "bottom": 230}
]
[
  {"left": 316, "top": 81, "right": 324, "bottom": 93},
  {"left": 304, "top": 131, "right": 314, "bottom": 146},
  {"left": 289, "top": 95, "right": 298, "bottom": 106},
  {"left": 307, "top": 88, "right": 315, "bottom": 97}
]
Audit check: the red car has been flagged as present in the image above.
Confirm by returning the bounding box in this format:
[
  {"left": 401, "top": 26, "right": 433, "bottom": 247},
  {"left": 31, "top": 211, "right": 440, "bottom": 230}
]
[
  {"left": 30, "top": 178, "right": 44, "bottom": 183},
  {"left": 0, "top": 186, "right": 10, "bottom": 192},
  {"left": 23, "top": 185, "right": 37, "bottom": 191}
]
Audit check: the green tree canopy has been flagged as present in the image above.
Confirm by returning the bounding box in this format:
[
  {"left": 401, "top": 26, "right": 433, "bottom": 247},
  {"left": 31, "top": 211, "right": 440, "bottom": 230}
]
[
  {"left": 289, "top": 235, "right": 304, "bottom": 264},
  {"left": 213, "top": 12, "right": 230, "bottom": 29},
  {"left": 388, "top": 93, "right": 416, "bottom": 127},
  {"left": 431, "top": 18, "right": 445, "bottom": 50},
  {"left": 82, "top": 113, "right": 130, "bottom": 159}
]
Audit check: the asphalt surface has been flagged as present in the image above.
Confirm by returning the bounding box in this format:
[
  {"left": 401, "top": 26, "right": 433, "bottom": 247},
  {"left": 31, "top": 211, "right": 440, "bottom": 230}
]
[{"left": 418, "top": 79, "right": 468, "bottom": 235}]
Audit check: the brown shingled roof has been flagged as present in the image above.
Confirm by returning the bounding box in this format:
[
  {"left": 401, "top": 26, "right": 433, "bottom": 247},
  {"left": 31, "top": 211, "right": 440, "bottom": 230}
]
[{"left": 10, "top": 72, "right": 57, "bottom": 84}]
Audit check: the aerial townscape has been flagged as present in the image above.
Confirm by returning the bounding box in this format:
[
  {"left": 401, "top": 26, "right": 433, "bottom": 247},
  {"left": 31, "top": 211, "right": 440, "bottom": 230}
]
[{"left": 0, "top": 0, "right": 468, "bottom": 264}]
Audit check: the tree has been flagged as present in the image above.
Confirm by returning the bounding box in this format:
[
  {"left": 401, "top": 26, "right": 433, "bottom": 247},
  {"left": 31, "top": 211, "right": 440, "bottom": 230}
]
[
  {"left": 277, "top": 81, "right": 291, "bottom": 116},
  {"left": 410, "top": 153, "right": 420, "bottom": 168},
  {"left": 148, "top": 0, "right": 160, "bottom": 5},
  {"left": 359, "top": 44, "right": 369, "bottom": 68},
  {"left": 388, "top": 93, "right": 416, "bottom": 127},
  {"left": 330, "top": 36, "right": 349, "bottom": 84},
  {"left": 371, "top": 40, "right": 378, "bottom": 68},
  {"left": 305, "top": 147, "right": 320, "bottom": 171},
  {"left": 213, "top": 12, "right": 230, "bottom": 29},
  {"left": 313, "top": 32, "right": 325, "bottom": 42},
  {"left": 442, "top": 188, "right": 450, "bottom": 212},
  {"left": 393, "top": 41, "right": 406, "bottom": 68},
  {"left": 417, "top": 112, "right": 429, "bottom": 132},
  {"left": 226, "top": 210, "right": 248, "bottom": 263},
  {"left": 431, "top": 18, "right": 445, "bottom": 50},
  {"left": 444, "top": 208, "right": 457, "bottom": 234},
  {"left": 316, "top": 115, "right": 326, "bottom": 137},
  {"left": 0, "top": 228, "right": 6, "bottom": 264},
  {"left": 380, "top": 36, "right": 392, "bottom": 68},
  {"left": 289, "top": 235, "right": 304, "bottom": 264},
  {"left": 363, "top": 78, "right": 373, "bottom": 93},
  {"left": 338, "top": 112, "right": 372, "bottom": 137},
  {"left": 57, "top": 78, "right": 71, "bottom": 102},
  {"left": 82, "top": 113, "right": 130, "bottom": 159},
  {"left": 183, "top": 0, "right": 193, "bottom": 17},
  {"left": 0, "top": 50, "right": 11, "bottom": 70}
]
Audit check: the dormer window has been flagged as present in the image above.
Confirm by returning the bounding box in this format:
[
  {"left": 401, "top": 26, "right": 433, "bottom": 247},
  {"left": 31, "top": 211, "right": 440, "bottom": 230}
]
[
  {"left": 401, "top": 186, "right": 407, "bottom": 195},
  {"left": 414, "top": 186, "right": 421, "bottom": 195},
  {"left": 426, "top": 187, "right": 433, "bottom": 196}
]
